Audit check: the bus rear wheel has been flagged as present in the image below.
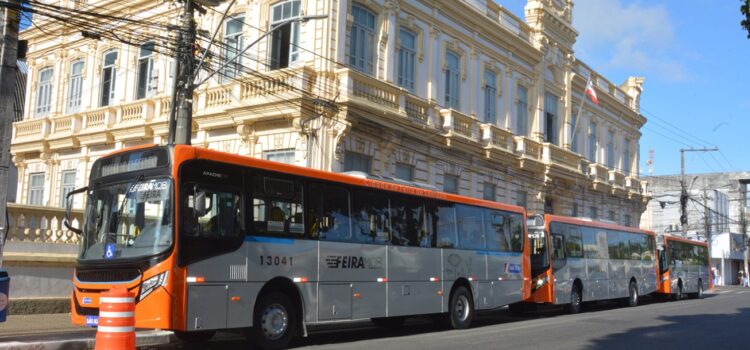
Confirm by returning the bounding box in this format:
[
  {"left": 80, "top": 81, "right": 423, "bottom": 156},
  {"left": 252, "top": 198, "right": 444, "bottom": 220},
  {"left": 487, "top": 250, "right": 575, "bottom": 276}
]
[
  {"left": 627, "top": 281, "right": 639, "bottom": 307},
  {"left": 249, "top": 293, "right": 296, "bottom": 350},
  {"left": 672, "top": 283, "right": 683, "bottom": 301},
  {"left": 567, "top": 285, "right": 582, "bottom": 314},
  {"left": 448, "top": 286, "right": 474, "bottom": 329}
]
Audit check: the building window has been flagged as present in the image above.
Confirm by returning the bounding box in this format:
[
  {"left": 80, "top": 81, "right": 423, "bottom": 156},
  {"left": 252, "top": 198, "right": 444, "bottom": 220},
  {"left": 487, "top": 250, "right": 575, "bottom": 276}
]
[
  {"left": 67, "top": 61, "right": 84, "bottom": 113},
  {"left": 100, "top": 50, "right": 118, "bottom": 107},
  {"left": 589, "top": 206, "right": 598, "bottom": 219},
  {"left": 517, "top": 85, "right": 528, "bottom": 136},
  {"left": 484, "top": 70, "right": 497, "bottom": 123},
  {"left": 443, "top": 174, "right": 459, "bottom": 194},
  {"left": 544, "top": 92, "right": 558, "bottom": 144},
  {"left": 136, "top": 42, "right": 156, "bottom": 100},
  {"left": 572, "top": 202, "right": 578, "bottom": 217},
  {"left": 588, "top": 121, "right": 597, "bottom": 162},
  {"left": 263, "top": 149, "right": 295, "bottom": 164},
  {"left": 59, "top": 170, "right": 76, "bottom": 207},
  {"left": 623, "top": 214, "right": 631, "bottom": 227},
  {"left": 35, "top": 68, "right": 54, "bottom": 117},
  {"left": 623, "top": 139, "right": 631, "bottom": 174},
  {"left": 397, "top": 29, "right": 416, "bottom": 92},
  {"left": 223, "top": 16, "right": 244, "bottom": 81},
  {"left": 349, "top": 5, "right": 375, "bottom": 74},
  {"left": 344, "top": 151, "right": 371, "bottom": 173},
  {"left": 395, "top": 163, "right": 414, "bottom": 181},
  {"left": 544, "top": 197, "right": 554, "bottom": 214},
  {"left": 28, "top": 173, "right": 45, "bottom": 206},
  {"left": 444, "top": 51, "right": 460, "bottom": 109},
  {"left": 606, "top": 130, "right": 615, "bottom": 168},
  {"left": 270, "top": 0, "right": 301, "bottom": 70},
  {"left": 483, "top": 182, "right": 496, "bottom": 201},
  {"left": 516, "top": 190, "right": 527, "bottom": 208},
  {"left": 608, "top": 210, "right": 616, "bottom": 222}
]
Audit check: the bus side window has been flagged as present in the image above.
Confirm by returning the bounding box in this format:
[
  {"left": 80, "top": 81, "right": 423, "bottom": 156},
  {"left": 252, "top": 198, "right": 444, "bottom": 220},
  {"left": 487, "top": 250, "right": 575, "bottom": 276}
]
[
  {"left": 308, "top": 183, "right": 351, "bottom": 242},
  {"left": 484, "top": 210, "right": 507, "bottom": 252},
  {"left": 431, "top": 202, "right": 457, "bottom": 248},
  {"left": 509, "top": 213, "right": 524, "bottom": 253},
  {"left": 351, "top": 190, "right": 390, "bottom": 244},
  {"left": 391, "top": 196, "right": 426, "bottom": 247},
  {"left": 456, "top": 205, "right": 485, "bottom": 250},
  {"left": 252, "top": 175, "right": 304, "bottom": 238},
  {"left": 186, "top": 188, "right": 241, "bottom": 239},
  {"left": 551, "top": 234, "right": 565, "bottom": 260},
  {"left": 566, "top": 227, "right": 583, "bottom": 257}
]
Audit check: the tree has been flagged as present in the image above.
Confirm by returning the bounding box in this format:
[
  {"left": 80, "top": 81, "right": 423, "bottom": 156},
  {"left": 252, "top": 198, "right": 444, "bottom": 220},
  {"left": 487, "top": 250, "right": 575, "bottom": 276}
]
[{"left": 743, "top": 0, "right": 750, "bottom": 38}]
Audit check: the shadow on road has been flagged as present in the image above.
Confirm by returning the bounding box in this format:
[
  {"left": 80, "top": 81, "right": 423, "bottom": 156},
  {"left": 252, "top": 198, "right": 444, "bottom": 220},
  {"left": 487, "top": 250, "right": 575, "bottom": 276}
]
[{"left": 583, "top": 306, "right": 750, "bottom": 350}]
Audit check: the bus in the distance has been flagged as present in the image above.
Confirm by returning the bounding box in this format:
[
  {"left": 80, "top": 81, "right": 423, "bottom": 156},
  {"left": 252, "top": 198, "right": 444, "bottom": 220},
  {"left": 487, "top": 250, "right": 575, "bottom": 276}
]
[
  {"left": 656, "top": 235, "right": 710, "bottom": 300},
  {"left": 65, "top": 144, "right": 530, "bottom": 349},
  {"left": 514, "top": 214, "right": 658, "bottom": 314}
]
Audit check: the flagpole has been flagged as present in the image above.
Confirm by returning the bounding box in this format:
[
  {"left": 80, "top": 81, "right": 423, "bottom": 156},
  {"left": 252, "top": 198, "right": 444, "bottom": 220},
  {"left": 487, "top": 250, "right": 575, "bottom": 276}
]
[{"left": 570, "top": 78, "right": 588, "bottom": 151}]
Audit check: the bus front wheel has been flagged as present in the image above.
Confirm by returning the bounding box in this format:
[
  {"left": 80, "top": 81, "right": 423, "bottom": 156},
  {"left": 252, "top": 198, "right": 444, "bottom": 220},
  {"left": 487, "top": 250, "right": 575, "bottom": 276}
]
[
  {"left": 567, "top": 285, "right": 582, "bottom": 314},
  {"left": 448, "top": 286, "right": 474, "bottom": 329},
  {"left": 249, "top": 293, "right": 297, "bottom": 350},
  {"left": 627, "top": 281, "right": 639, "bottom": 307}
]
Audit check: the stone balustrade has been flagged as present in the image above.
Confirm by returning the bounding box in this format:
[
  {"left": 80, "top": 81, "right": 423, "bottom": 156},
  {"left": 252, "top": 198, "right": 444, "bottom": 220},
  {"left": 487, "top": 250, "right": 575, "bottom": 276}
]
[
  {"left": 543, "top": 143, "right": 584, "bottom": 172},
  {"left": 480, "top": 124, "right": 514, "bottom": 154},
  {"left": 5, "top": 203, "right": 82, "bottom": 245},
  {"left": 514, "top": 136, "right": 543, "bottom": 161},
  {"left": 588, "top": 163, "right": 610, "bottom": 184}
]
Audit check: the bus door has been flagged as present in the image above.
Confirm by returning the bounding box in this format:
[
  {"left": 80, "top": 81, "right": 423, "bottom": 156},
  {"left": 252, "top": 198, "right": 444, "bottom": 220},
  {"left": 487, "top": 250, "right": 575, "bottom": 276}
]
[{"left": 549, "top": 224, "right": 567, "bottom": 303}]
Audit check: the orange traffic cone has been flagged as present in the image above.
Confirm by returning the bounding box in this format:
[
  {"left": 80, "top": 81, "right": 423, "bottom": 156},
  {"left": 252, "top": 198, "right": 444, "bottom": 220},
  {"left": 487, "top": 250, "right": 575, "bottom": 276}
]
[{"left": 94, "top": 286, "right": 135, "bottom": 350}]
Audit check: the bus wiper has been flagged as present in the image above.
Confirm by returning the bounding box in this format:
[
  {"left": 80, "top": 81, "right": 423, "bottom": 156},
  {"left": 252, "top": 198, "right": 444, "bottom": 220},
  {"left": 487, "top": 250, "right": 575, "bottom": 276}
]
[{"left": 110, "top": 175, "right": 145, "bottom": 241}]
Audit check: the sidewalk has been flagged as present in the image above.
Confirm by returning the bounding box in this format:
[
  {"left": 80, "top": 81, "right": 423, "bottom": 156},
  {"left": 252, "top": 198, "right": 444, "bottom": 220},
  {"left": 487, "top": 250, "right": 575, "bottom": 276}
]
[{"left": 0, "top": 313, "right": 172, "bottom": 349}]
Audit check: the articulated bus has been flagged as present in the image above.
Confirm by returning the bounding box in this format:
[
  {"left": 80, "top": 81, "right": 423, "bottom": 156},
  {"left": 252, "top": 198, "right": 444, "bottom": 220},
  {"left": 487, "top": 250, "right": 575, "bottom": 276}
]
[
  {"left": 518, "top": 214, "right": 658, "bottom": 314},
  {"left": 65, "top": 144, "right": 530, "bottom": 349},
  {"left": 656, "top": 235, "right": 710, "bottom": 300}
]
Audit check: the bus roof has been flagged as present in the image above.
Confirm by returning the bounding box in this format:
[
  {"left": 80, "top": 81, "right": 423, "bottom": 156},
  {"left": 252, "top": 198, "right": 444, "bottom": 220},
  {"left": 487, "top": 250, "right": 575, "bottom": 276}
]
[
  {"left": 174, "top": 145, "right": 525, "bottom": 214},
  {"left": 662, "top": 234, "right": 708, "bottom": 247},
  {"left": 545, "top": 214, "right": 655, "bottom": 236}
]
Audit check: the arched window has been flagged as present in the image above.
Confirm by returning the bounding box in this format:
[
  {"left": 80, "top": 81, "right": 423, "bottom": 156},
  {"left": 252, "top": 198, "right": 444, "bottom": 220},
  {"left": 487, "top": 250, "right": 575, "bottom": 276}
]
[
  {"left": 397, "top": 29, "right": 416, "bottom": 91},
  {"left": 136, "top": 42, "right": 156, "bottom": 99},
  {"left": 349, "top": 5, "right": 375, "bottom": 74},
  {"left": 270, "top": 0, "right": 301, "bottom": 69},
  {"left": 35, "top": 67, "right": 54, "bottom": 117},
  {"left": 67, "top": 60, "right": 84, "bottom": 113},
  {"left": 100, "top": 50, "right": 118, "bottom": 106}
]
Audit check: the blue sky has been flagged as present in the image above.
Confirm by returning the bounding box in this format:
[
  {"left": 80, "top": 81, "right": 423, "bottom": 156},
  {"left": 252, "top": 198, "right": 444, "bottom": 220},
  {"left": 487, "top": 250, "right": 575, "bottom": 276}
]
[{"left": 501, "top": 0, "right": 750, "bottom": 176}]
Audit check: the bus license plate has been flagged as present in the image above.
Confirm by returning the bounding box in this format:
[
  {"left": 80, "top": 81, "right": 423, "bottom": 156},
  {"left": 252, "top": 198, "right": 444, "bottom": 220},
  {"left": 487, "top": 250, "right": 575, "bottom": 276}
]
[{"left": 85, "top": 316, "right": 99, "bottom": 327}]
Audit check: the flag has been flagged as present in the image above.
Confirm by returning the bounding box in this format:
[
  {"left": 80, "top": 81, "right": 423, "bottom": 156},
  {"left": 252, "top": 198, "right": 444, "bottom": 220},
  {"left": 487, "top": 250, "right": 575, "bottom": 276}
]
[{"left": 585, "top": 80, "right": 599, "bottom": 105}]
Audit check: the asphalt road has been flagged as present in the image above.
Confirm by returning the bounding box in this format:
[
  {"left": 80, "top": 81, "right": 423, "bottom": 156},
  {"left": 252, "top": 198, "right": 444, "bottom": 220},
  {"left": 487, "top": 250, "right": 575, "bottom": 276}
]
[{"left": 143, "top": 286, "right": 750, "bottom": 350}]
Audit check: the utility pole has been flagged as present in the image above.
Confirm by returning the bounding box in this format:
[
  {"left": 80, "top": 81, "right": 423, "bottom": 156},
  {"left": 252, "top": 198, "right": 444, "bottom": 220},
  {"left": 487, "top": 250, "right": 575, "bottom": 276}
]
[
  {"left": 741, "top": 180, "right": 749, "bottom": 282},
  {"left": 680, "top": 147, "right": 718, "bottom": 235},
  {"left": 0, "top": 0, "right": 20, "bottom": 267},
  {"left": 172, "top": 0, "right": 196, "bottom": 145}
]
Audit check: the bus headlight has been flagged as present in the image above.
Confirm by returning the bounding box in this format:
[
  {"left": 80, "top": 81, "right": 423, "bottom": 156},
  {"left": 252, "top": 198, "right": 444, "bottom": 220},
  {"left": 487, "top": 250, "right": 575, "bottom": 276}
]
[
  {"left": 532, "top": 275, "right": 549, "bottom": 291},
  {"left": 140, "top": 271, "right": 169, "bottom": 301}
]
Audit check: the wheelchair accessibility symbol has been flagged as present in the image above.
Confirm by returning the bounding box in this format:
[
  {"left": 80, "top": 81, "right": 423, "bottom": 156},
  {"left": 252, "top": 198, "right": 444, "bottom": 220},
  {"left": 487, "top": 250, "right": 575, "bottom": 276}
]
[{"left": 105, "top": 244, "right": 116, "bottom": 260}]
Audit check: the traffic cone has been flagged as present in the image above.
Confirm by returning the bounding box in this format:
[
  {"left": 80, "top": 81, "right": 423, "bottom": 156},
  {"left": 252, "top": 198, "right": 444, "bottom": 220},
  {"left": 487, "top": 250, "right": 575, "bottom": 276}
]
[{"left": 94, "top": 286, "right": 136, "bottom": 350}]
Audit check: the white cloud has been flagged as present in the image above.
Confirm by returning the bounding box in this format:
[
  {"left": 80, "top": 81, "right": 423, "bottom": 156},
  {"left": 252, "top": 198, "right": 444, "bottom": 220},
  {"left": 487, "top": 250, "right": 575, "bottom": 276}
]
[{"left": 573, "top": 0, "right": 689, "bottom": 82}]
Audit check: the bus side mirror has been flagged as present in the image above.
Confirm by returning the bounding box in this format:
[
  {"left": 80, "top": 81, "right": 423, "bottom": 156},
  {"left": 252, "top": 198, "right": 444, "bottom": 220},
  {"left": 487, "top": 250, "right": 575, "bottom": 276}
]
[{"left": 64, "top": 187, "right": 88, "bottom": 235}]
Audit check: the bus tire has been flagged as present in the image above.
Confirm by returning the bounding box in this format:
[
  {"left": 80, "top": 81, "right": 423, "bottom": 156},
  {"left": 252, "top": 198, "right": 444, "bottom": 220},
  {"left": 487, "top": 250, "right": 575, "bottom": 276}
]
[
  {"left": 371, "top": 316, "right": 406, "bottom": 329},
  {"left": 627, "top": 281, "right": 639, "bottom": 307},
  {"left": 567, "top": 285, "right": 582, "bottom": 314},
  {"left": 250, "top": 293, "right": 296, "bottom": 350},
  {"left": 672, "top": 282, "right": 683, "bottom": 301},
  {"left": 694, "top": 280, "right": 704, "bottom": 299},
  {"left": 448, "top": 286, "right": 474, "bottom": 329},
  {"left": 174, "top": 330, "right": 215, "bottom": 343}
]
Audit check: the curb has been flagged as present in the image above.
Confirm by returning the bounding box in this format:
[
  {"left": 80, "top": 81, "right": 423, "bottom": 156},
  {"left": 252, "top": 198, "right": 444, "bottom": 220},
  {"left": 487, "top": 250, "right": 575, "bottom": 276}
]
[{"left": 0, "top": 330, "right": 173, "bottom": 350}]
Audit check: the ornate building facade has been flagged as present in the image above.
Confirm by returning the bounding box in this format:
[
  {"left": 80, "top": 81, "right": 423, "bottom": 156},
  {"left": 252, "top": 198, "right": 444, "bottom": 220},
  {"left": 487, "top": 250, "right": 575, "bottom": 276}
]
[{"left": 11, "top": 0, "right": 648, "bottom": 226}]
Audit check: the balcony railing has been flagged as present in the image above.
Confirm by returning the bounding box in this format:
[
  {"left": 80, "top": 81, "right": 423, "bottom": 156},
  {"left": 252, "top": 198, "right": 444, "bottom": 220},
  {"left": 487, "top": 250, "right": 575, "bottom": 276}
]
[
  {"left": 543, "top": 143, "right": 584, "bottom": 172},
  {"left": 514, "top": 136, "right": 542, "bottom": 162},
  {"left": 5, "top": 203, "right": 82, "bottom": 245},
  {"left": 480, "top": 124, "right": 514, "bottom": 154}
]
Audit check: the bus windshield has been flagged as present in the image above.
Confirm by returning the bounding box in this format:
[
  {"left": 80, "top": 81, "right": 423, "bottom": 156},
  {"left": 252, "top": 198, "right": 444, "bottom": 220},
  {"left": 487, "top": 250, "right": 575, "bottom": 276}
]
[{"left": 80, "top": 177, "right": 173, "bottom": 261}]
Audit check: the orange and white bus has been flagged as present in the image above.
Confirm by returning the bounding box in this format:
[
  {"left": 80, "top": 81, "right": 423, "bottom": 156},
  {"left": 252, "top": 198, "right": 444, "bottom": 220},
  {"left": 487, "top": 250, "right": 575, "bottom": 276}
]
[
  {"left": 515, "top": 214, "right": 658, "bottom": 314},
  {"left": 65, "top": 144, "right": 530, "bottom": 349},
  {"left": 656, "top": 235, "right": 710, "bottom": 300}
]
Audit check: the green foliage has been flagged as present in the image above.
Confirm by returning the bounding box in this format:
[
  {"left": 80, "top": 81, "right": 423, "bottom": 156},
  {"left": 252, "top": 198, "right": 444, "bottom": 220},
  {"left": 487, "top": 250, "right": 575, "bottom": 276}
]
[{"left": 743, "top": 0, "right": 750, "bottom": 39}]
